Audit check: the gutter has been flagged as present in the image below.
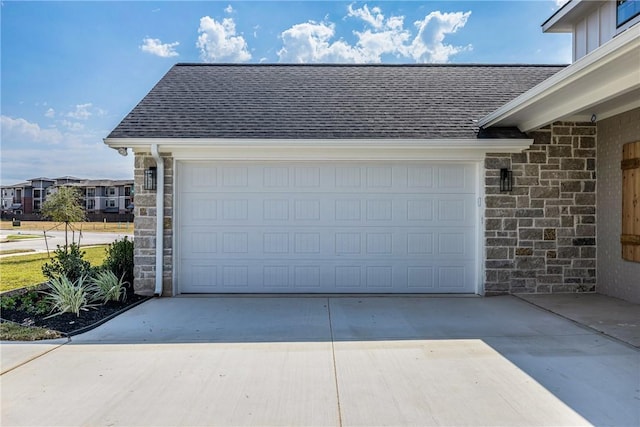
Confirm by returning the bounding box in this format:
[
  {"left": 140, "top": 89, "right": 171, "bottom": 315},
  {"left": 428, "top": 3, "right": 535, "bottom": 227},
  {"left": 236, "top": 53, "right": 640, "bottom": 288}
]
[
  {"left": 103, "top": 138, "right": 534, "bottom": 150},
  {"left": 150, "top": 144, "right": 164, "bottom": 296}
]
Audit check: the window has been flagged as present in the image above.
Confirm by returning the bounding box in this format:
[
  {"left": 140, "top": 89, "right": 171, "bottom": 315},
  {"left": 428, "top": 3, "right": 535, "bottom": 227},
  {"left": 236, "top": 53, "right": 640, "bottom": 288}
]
[
  {"left": 107, "top": 187, "right": 117, "bottom": 196},
  {"left": 87, "top": 199, "right": 95, "bottom": 210},
  {"left": 86, "top": 188, "right": 95, "bottom": 197},
  {"left": 34, "top": 200, "right": 41, "bottom": 211},
  {"left": 33, "top": 189, "right": 41, "bottom": 198},
  {"left": 124, "top": 186, "right": 132, "bottom": 196},
  {"left": 618, "top": 0, "right": 640, "bottom": 26},
  {"left": 107, "top": 199, "right": 117, "bottom": 208}
]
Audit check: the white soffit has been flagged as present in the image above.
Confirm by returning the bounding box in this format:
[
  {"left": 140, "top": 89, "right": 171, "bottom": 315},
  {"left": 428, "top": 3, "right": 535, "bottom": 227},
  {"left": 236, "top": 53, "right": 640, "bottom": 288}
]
[
  {"left": 479, "top": 26, "right": 640, "bottom": 132},
  {"left": 542, "top": 0, "right": 607, "bottom": 33},
  {"left": 103, "top": 139, "right": 534, "bottom": 160}
]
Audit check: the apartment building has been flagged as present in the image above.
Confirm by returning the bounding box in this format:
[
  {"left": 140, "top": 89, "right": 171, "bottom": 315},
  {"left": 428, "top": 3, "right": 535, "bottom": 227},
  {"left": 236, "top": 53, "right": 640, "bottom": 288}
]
[{"left": 0, "top": 177, "right": 134, "bottom": 215}]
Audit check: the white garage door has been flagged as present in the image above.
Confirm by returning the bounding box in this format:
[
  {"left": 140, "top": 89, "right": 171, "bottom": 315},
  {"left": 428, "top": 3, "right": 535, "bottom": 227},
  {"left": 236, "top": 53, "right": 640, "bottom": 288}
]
[{"left": 176, "top": 162, "right": 478, "bottom": 293}]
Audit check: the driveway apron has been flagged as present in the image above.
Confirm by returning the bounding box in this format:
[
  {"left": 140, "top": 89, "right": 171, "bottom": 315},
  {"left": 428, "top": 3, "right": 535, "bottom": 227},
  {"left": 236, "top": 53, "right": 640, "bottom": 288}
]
[{"left": 1, "top": 296, "right": 638, "bottom": 426}]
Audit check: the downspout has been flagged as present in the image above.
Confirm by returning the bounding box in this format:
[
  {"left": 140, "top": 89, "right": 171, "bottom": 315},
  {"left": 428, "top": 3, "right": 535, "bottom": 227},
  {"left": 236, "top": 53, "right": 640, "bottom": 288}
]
[{"left": 150, "top": 144, "right": 164, "bottom": 296}]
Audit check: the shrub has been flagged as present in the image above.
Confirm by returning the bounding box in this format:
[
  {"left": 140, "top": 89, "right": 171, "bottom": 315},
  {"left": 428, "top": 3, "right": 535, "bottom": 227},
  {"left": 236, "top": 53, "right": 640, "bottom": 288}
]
[
  {"left": 43, "top": 275, "right": 97, "bottom": 318},
  {"left": 91, "top": 270, "right": 128, "bottom": 303},
  {"left": 0, "top": 295, "right": 18, "bottom": 310},
  {"left": 42, "top": 243, "right": 91, "bottom": 283},
  {"left": 102, "top": 237, "right": 134, "bottom": 285},
  {"left": 1, "top": 290, "right": 49, "bottom": 315},
  {"left": 18, "top": 290, "right": 50, "bottom": 315}
]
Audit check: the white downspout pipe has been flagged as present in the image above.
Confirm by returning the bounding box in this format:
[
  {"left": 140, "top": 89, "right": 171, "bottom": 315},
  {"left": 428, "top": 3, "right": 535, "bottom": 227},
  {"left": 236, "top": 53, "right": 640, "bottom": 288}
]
[{"left": 150, "top": 144, "right": 164, "bottom": 296}]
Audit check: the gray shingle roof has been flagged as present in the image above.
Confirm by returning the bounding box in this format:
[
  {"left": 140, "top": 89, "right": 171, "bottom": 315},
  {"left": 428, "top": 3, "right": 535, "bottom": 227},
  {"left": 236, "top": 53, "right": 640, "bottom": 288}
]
[{"left": 108, "top": 64, "right": 565, "bottom": 140}]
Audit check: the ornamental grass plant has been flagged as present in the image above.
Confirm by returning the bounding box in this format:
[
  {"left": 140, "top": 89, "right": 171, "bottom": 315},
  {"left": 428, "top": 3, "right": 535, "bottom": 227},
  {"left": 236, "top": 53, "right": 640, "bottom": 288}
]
[
  {"left": 43, "top": 275, "right": 98, "bottom": 318},
  {"left": 91, "top": 270, "right": 128, "bottom": 303}
]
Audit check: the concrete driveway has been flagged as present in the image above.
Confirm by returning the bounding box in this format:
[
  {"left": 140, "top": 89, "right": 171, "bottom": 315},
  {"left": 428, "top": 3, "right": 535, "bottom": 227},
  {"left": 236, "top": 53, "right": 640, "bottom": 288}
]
[{"left": 1, "top": 296, "right": 638, "bottom": 426}]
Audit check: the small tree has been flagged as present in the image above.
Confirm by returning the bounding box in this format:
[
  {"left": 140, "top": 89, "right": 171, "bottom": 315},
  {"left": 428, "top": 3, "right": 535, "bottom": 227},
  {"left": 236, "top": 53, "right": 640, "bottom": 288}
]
[{"left": 41, "top": 186, "right": 85, "bottom": 249}]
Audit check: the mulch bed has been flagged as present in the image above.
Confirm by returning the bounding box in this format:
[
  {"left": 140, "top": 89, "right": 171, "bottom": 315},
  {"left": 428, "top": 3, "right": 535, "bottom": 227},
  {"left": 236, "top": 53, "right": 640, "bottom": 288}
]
[{"left": 1, "top": 290, "right": 149, "bottom": 336}]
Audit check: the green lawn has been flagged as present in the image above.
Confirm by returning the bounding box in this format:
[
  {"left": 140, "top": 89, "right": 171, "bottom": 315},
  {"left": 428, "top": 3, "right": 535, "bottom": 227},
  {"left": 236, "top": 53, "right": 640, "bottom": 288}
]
[
  {"left": 0, "top": 249, "right": 35, "bottom": 256},
  {"left": 0, "top": 234, "right": 44, "bottom": 244},
  {"left": 0, "top": 322, "right": 63, "bottom": 341},
  {"left": 0, "top": 246, "right": 108, "bottom": 292},
  {"left": 3, "top": 234, "right": 43, "bottom": 241}
]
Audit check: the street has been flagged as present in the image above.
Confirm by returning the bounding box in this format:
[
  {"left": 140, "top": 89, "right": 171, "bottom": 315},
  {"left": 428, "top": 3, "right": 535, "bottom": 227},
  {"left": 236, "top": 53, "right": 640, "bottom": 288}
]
[{"left": 0, "top": 230, "right": 133, "bottom": 255}]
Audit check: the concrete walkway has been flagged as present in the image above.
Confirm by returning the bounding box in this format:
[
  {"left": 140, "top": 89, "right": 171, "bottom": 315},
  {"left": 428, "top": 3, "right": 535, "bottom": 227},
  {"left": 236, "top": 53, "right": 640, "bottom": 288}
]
[
  {"left": 1, "top": 295, "right": 639, "bottom": 426},
  {"left": 517, "top": 293, "right": 640, "bottom": 347}
]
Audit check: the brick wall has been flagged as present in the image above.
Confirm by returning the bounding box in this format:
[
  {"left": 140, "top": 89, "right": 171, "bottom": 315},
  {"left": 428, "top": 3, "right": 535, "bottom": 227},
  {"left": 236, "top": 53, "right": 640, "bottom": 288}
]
[
  {"left": 133, "top": 153, "right": 173, "bottom": 296},
  {"left": 484, "top": 121, "right": 597, "bottom": 295}
]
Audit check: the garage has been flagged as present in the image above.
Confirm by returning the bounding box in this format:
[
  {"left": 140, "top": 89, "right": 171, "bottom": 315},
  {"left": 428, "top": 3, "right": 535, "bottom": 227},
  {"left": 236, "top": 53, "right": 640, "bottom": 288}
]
[{"left": 175, "top": 161, "right": 479, "bottom": 294}]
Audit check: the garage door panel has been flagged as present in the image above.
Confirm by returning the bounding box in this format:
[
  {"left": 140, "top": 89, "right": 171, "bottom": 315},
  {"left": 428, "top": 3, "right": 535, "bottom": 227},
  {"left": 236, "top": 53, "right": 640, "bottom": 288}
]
[
  {"left": 181, "top": 163, "right": 476, "bottom": 194},
  {"left": 177, "top": 162, "right": 477, "bottom": 294},
  {"left": 180, "top": 193, "right": 476, "bottom": 228},
  {"left": 180, "top": 260, "right": 474, "bottom": 293},
  {"left": 180, "top": 226, "right": 473, "bottom": 260}
]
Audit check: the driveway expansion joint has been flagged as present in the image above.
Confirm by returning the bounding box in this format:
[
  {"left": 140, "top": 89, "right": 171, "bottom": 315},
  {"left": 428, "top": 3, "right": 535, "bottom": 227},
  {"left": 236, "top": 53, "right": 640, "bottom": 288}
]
[
  {"left": 327, "top": 297, "right": 343, "bottom": 427},
  {"left": 0, "top": 338, "right": 69, "bottom": 375}
]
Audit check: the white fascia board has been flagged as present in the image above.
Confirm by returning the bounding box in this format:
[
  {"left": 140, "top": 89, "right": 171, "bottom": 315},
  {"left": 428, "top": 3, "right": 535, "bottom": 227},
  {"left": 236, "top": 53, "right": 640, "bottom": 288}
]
[
  {"left": 479, "top": 26, "right": 640, "bottom": 131},
  {"left": 542, "top": 0, "right": 606, "bottom": 33},
  {"left": 104, "top": 138, "right": 533, "bottom": 161}
]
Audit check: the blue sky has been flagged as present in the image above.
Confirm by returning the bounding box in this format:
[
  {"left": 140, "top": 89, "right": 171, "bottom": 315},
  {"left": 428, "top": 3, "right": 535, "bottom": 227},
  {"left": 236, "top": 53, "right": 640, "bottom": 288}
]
[{"left": 1, "top": 1, "right": 571, "bottom": 185}]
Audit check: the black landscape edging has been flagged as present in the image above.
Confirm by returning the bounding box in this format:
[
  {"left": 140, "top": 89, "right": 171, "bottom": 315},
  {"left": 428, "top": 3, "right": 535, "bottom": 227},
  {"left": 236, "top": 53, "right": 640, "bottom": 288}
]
[{"left": 64, "top": 296, "right": 152, "bottom": 337}]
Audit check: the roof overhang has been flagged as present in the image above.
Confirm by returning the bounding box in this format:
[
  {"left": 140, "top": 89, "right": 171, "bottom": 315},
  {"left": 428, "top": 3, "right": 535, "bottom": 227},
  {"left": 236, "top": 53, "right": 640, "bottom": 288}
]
[
  {"left": 103, "top": 138, "right": 534, "bottom": 161},
  {"left": 542, "top": 0, "right": 607, "bottom": 33},
  {"left": 479, "top": 26, "right": 640, "bottom": 132}
]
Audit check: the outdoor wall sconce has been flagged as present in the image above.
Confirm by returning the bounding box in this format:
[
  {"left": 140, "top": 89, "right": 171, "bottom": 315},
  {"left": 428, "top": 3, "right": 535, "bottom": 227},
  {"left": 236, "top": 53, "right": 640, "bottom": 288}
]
[
  {"left": 144, "top": 167, "right": 157, "bottom": 191},
  {"left": 500, "top": 168, "right": 513, "bottom": 192}
]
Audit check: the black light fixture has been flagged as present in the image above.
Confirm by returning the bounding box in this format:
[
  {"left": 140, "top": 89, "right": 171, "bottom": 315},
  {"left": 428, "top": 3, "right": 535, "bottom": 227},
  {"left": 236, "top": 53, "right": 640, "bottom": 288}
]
[
  {"left": 500, "top": 168, "right": 513, "bottom": 192},
  {"left": 144, "top": 167, "right": 157, "bottom": 191}
]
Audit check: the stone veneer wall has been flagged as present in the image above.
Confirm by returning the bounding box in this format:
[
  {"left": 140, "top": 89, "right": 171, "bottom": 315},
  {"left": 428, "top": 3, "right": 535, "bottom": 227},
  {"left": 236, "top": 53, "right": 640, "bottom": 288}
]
[
  {"left": 484, "top": 121, "right": 597, "bottom": 295},
  {"left": 133, "top": 153, "right": 173, "bottom": 296}
]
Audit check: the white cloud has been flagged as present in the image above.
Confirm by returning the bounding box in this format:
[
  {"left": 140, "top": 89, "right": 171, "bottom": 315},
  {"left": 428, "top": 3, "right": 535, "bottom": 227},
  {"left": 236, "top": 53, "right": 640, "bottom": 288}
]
[
  {"left": 0, "top": 115, "right": 133, "bottom": 185},
  {"left": 66, "top": 103, "right": 93, "bottom": 120},
  {"left": 278, "top": 21, "right": 364, "bottom": 63},
  {"left": 225, "top": 4, "right": 233, "bottom": 14},
  {"left": 60, "top": 119, "right": 84, "bottom": 131},
  {"left": 44, "top": 108, "right": 55, "bottom": 118},
  {"left": 277, "top": 5, "right": 470, "bottom": 64},
  {"left": 406, "top": 11, "right": 472, "bottom": 63},
  {"left": 347, "top": 4, "right": 385, "bottom": 30},
  {"left": 140, "top": 37, "right": 180, "bottom": 58},
  {"left": 197, "top": 16, "right": 251, "bottom": 62},
  {"left": 1, "top": 115, "right": 63, "bottom": 145},
  {"left": 555, "top": 0, "right": 570, "bottom": 7}
]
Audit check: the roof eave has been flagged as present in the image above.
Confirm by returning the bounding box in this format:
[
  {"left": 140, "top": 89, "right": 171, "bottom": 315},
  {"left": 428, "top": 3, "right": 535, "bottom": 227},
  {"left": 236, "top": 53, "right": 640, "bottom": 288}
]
[
  {"left": 104, "top": 137, "right": 532, "bottom": 149},
  {"left": 479, "top": 27, "right": 640, "bottom": 132},
  {"left": 103, "top": 138, "right": 535, "bottom": 162}
]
